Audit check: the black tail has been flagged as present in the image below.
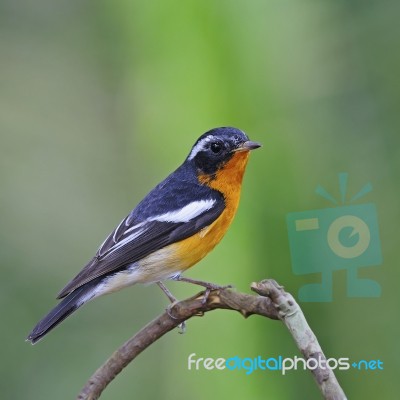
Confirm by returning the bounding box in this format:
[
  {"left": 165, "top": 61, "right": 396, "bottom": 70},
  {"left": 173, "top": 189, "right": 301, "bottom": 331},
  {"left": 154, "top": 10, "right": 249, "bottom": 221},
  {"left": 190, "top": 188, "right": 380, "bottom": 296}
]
[{"left": 27, "top": 279, "right": 101, "bottom": 344}]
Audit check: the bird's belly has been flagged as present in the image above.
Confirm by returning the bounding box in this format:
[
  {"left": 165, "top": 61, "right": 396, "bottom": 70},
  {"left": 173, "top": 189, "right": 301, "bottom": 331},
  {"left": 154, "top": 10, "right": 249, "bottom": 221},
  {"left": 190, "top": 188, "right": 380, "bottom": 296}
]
[{"left": 172, "top": 219, "right": 228, "bottom": 268}]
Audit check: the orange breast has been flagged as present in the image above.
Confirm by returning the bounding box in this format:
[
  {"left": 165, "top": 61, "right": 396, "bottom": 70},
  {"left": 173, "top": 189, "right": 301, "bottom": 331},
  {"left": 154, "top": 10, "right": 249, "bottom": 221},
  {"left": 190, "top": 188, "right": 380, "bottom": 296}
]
[{"left": 168, "top": 151, "right": 251, "bottom": 271}]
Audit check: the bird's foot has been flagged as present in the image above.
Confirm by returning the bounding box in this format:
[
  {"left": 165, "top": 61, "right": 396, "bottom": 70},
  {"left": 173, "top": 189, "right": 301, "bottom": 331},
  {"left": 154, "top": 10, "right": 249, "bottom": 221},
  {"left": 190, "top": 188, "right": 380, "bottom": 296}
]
[
  {"left": 157, "top": 281, "right": 186, "bottom": 333},
  {"left": 172, "top": 276, "right": 233, "bottom": 304}
]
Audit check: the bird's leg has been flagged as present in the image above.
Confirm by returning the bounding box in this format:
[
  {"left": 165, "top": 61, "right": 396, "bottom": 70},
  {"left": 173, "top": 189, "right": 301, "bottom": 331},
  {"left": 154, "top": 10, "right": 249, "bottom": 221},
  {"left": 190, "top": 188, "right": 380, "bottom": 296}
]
[
  {"left": 172, "top": 276, "right": 233, "bottom": 304},
  {"left": 156, "top": 281, "right": 186, "bottom": 334},
  {"left": 157, "top": 281, "right": 177, "bottom": 303}
]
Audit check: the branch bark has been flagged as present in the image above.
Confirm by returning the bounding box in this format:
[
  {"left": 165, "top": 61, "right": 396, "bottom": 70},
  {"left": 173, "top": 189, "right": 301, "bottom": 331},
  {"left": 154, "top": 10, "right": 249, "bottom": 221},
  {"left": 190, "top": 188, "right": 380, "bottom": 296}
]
[{"left": 77, "top": 279, "right": 347, "bottom": 400}]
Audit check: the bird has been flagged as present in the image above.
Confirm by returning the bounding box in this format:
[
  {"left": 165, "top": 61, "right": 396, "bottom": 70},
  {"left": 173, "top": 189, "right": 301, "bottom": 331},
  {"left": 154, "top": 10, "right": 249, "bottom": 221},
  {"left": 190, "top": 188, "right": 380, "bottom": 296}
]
[{"left": 27, "top": 127, "right": 261, "bottom": 344}]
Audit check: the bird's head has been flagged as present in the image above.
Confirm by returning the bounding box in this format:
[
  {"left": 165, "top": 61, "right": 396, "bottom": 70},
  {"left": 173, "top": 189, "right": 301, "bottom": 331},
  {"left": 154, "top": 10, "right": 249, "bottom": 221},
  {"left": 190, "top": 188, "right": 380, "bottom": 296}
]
[{"left": 187, "top": 127, "right": 261, "bottom": 176}]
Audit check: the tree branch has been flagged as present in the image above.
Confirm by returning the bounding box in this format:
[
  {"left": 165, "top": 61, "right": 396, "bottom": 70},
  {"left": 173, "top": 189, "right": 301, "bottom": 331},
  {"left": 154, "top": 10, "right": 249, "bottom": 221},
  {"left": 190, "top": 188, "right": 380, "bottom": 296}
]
[
  {"left": 77, "top": 279, "right": 347, "bottom": 400},
  {"left": 251, "top": 280, "right": 347, "bottom": 400}
]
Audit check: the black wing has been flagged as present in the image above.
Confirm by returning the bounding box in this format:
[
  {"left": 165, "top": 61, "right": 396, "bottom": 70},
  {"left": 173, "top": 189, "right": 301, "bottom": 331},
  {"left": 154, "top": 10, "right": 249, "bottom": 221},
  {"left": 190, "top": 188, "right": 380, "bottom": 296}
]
[{"left": 57, "top": 197, "right": 225, "bottom": 298}]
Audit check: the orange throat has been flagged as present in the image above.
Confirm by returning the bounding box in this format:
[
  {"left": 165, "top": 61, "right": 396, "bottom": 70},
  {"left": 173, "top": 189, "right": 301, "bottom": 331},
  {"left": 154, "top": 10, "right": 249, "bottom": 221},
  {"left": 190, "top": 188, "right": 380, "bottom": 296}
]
[{"left": 198, "top": 150, "right": 251, "bottom": 197}]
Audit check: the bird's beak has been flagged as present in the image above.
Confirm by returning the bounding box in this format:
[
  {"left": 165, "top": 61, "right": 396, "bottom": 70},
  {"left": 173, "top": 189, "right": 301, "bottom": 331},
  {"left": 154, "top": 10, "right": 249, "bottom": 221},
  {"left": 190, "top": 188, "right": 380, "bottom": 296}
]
[{"left": 235, "top": 140, "right": 262, "bottom": 152}]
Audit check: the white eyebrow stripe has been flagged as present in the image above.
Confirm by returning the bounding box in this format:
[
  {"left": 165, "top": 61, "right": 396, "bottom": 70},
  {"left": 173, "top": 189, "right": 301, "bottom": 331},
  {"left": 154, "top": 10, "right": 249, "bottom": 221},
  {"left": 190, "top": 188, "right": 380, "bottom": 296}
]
[
  {"left": 148, "top": 199, "right": 216, "bottom": 223},
  {"left": 188, "top": 135, "right": 215, "bottom": 160}
]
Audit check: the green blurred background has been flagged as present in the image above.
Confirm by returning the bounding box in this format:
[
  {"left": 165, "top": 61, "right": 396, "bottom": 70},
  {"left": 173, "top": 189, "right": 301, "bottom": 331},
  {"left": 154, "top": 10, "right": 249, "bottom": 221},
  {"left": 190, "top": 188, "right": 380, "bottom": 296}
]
[{"left": 1, "top": 0, "right": 399, "bottom": 399}]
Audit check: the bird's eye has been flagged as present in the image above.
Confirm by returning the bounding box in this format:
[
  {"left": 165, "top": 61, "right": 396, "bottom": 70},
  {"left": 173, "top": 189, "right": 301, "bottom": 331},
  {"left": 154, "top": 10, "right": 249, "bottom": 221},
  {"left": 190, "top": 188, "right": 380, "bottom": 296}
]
[{"left": 210, "top": 142, "right": 222, "bottom": 154}]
